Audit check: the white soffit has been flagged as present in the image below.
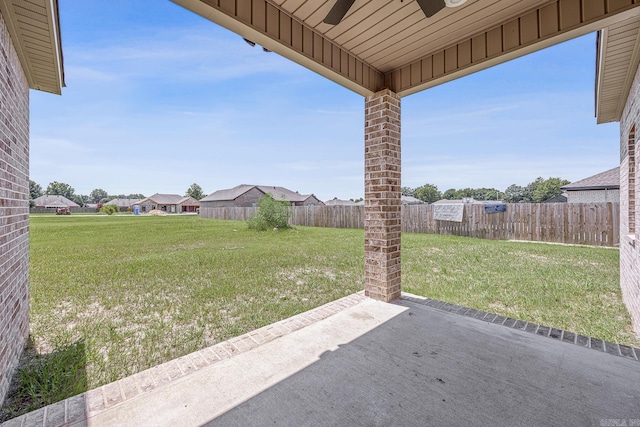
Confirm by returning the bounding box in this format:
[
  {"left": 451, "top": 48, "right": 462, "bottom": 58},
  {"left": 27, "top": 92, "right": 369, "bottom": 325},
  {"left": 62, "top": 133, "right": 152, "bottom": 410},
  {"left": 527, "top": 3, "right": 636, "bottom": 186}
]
[
  {"left": 0, "top": 0, "right": 64, "bottom": 94},
  {"left": 596, "top": 14, "right": 640, "bottom": 124}
]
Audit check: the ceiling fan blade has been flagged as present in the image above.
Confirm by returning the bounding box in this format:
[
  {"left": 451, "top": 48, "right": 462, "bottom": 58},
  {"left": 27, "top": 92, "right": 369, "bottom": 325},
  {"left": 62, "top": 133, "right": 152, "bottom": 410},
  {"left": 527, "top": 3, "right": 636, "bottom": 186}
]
[
  {"left": 416, "top": 0, "right": 445, "bottom": 18},
  {"left": 323, "top": 0, "right": 357, "bottom": 25}
]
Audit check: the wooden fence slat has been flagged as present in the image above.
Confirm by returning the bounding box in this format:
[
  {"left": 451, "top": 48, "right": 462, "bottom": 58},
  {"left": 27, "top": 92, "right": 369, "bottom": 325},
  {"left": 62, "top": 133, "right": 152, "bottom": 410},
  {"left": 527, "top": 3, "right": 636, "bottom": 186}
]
[{"left": 199, "top": 202, "right": 620, "bottom": 247}]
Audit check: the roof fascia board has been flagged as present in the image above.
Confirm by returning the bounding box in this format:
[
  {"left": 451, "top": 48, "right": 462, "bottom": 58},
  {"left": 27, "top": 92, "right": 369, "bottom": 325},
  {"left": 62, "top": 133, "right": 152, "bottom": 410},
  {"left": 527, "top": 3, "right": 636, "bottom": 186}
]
[
  {"left": 171, "top": 0, "right": 383, "bottom": 96},
  {"left": 595, "top": 28, "right": 607, "bottom": 122},
  {"left": 563, "top": 186, "right": 620, "bottom": 191}
]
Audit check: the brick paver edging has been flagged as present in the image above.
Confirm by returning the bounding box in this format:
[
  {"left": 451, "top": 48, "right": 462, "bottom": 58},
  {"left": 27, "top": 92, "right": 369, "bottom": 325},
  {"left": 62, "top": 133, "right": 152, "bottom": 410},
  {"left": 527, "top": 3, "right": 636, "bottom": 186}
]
[
  {"left": 1, "top": 292, "right": 368, "bottom": 427},
  {"left": 400, "top": 293, "right": 640, "bottom": 362}
]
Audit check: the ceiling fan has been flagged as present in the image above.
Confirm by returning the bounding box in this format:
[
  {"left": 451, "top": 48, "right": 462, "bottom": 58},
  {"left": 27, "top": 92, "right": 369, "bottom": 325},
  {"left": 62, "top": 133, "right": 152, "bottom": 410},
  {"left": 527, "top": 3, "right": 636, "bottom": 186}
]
[{"left": 323, "top": 0, "right": 467, "bottom": 25}]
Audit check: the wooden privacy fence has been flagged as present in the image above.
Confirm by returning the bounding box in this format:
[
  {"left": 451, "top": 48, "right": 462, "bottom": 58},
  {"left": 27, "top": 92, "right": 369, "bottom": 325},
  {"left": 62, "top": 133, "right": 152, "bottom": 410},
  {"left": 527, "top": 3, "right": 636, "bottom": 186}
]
[{"left": 200, "top": 202, "right": 620, "bottom": 247}]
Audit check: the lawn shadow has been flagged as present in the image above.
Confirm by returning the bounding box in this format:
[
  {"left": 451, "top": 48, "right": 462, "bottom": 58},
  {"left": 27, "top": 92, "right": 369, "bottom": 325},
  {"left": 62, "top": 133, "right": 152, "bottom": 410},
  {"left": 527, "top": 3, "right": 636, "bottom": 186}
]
[{"left": 0, "top": 336, "right": 88, "bottom": 423}]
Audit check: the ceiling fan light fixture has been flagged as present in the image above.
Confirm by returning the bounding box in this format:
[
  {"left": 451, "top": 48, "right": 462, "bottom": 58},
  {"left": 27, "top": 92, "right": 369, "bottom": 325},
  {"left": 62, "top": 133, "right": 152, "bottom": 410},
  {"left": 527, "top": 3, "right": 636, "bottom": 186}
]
[{"left": 444, "top": 0, "right": 467, "bottom": 7}]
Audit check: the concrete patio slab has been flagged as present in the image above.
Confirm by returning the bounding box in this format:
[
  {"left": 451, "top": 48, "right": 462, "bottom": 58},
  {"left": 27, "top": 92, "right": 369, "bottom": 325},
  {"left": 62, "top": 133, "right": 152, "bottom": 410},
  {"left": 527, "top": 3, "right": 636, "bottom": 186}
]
[{"left": 3, "top": 293, "right": 640, "bottom": 426}]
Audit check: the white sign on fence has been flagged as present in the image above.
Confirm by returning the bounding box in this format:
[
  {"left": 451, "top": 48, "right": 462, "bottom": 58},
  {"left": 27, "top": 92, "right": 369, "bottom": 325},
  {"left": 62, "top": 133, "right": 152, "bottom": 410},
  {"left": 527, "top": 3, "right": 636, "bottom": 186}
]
[{"left": 433, "top": 204, "right": 464, "bottom": 222}]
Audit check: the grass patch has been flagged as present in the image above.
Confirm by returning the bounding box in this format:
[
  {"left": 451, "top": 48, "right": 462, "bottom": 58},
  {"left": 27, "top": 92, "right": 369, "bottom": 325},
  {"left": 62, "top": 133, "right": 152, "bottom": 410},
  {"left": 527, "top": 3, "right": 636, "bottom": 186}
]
[
  {"left": 0, "top": 337, "right": 87, "bottom": 421},
  {"left": 403, "top": 234, "right": 635, "bottom": 345},
  {"left": 2, "top": 214, "right": 636, "bottom": 419},
  {"left": 27, "top": 215, "right": 363, "bottom": 390}
]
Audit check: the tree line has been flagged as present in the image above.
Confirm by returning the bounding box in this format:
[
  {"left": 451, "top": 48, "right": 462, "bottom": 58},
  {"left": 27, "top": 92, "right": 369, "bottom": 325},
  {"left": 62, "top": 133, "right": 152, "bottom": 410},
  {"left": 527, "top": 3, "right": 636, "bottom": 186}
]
[
  {"left": 29, "top": 181, "right": 206, "bottom": 207},
  {"left": 401, "top": 177, "right": 570, "bottom": 204}
]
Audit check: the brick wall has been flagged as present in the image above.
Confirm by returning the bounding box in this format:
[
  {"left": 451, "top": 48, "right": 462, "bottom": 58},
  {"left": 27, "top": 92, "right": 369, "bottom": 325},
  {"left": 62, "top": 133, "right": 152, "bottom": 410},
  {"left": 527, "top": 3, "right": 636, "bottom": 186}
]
[
  {"left": 620, "top": 62, "right": 640, "bottom": 335},
  {"left": 364, "top": 89, "right": 401, "bottom": 302},
  {"left": 0, "top": 12, "right": 31, "bottom": 404}
]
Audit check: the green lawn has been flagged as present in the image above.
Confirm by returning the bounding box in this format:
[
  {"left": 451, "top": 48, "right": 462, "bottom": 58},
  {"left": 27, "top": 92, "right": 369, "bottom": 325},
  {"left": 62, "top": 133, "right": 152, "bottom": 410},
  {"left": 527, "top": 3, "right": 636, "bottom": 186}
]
[{"left": 2, "top": 214, "right": 635, "bottom": 419}]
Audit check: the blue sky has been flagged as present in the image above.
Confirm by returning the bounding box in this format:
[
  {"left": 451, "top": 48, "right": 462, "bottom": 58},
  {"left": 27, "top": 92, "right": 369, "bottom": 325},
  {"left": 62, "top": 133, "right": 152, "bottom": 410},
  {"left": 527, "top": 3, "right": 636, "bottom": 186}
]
[{"left": 29, "top": 0, "right": 620, "bottom": 201}]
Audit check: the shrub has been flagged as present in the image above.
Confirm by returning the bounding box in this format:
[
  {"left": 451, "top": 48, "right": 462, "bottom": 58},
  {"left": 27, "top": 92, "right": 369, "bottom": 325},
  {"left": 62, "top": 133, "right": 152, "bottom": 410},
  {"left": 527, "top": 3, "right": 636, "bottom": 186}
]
[
  {"left": 247, "top": 193, "right": 292, "bottom": 231},
  {"left": 99, "top": 204, "right": 119, "bottom": 215}
]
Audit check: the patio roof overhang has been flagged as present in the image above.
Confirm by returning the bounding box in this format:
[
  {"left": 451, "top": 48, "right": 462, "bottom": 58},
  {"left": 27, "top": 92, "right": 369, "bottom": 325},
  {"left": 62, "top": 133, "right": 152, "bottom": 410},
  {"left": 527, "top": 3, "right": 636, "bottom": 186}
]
[
  {"left": 173, "top": 0, "right": 639, "bottom": 98},
  {"left": 0, "top": 0, "right": 65, "bottom": 94},
  {"left": 595, "top": 12, "right": 640, "bottom": 124}
]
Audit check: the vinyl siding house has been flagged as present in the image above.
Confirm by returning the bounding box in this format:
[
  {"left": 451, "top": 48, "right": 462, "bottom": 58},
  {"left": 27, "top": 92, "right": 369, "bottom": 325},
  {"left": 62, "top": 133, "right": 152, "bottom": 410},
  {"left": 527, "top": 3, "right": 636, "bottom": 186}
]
[
  {"left": 0, "top": 0, "right": 64, "bottom": 404},
  {"left": 201, "top": 185, "right": 324, "bottom": 207},
  {"left": 561, "top": 168, "right": 620, "bottom": 203}
]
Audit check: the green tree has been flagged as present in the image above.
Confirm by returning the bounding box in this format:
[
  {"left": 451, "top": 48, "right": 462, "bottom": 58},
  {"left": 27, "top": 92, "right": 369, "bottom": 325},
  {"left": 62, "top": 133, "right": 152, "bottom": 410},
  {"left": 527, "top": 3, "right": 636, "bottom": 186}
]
[
  {"left": 473, "top": 188, "right": 503, "bottom": 201},
  {"left": 90, "top": 188, "right": 109, "bottom": 204},
  {"left": 100, "top": 204, "right": 119, "bottom": 215},
  {"left": 523, "top": 177, "right": 544, "bottom": 202},
  {"left": 504, "top": 184, "right": 525, "bottom": 203},
  {"left": 247, "top": 193, "right": 292, "bottom": 231},
  {"left": 71, "top": 194, "right": 88, "bottom": 207},
  {"left": 443, "top": 188, "right": 457, "bottom": 200},
  {"left": 533, "top": 177, "right": 570, "bottom": 202},
  {"left": 455, "top": 188, "right": 475, "bottom": 199},
  {"left": 414, "top": 183, "right": 441, "bottom": 203},
  {"left": 29, "top": 180, "right": 43, "bottom": 200},
  {"left": 401, "top": 186, "right": 415, "bottom": 197},
  {"left": 185, "top": 183, "right": 205, "bottom": 200},
  {"left": 46, "top": 181, "right": 76, "bottom": 200}
]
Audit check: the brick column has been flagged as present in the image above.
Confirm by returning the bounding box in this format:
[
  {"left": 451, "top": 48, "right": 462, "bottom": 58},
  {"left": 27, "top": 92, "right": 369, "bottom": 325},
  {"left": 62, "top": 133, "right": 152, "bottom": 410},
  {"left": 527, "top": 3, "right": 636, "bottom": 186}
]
[{"left": 364, "top": 89, "right": 401, "bottom": 302}]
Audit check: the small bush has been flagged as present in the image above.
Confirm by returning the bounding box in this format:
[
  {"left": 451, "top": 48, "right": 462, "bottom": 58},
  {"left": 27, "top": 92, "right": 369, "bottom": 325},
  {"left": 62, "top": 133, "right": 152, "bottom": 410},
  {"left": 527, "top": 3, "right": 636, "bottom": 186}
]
[
  {"left": 247, "top": 193, "right": 292, "bottom": 231},
  {"left": 99, "top": 204, "right": 119, "bottom": 215}
]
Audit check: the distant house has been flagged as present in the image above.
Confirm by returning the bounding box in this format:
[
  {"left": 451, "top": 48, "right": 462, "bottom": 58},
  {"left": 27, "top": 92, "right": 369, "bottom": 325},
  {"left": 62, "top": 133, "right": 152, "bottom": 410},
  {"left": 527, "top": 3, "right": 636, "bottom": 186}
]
[
  {"left": 561, "top": 168, "right": 620, "bottom": 203},
  {"left": 325, "top": 199, "right": 357, "bottom": 206},
  {"left": 543, "top": 194, "right": 568, "bottom": 203},
  {"left": 402, "top": 196, "right": 424, "bottom": 205},
  {"left": 105, "top": 198, "right": 142, "bottom": 211},
  {"left": 33, "top": 195, "right": 80, "bottom": 210},
  {"left": 135, "top": 194, "right": 200, "bottom": 213},
  {"left": 200, "top": 185, "right": 324, "bottom": 208}
]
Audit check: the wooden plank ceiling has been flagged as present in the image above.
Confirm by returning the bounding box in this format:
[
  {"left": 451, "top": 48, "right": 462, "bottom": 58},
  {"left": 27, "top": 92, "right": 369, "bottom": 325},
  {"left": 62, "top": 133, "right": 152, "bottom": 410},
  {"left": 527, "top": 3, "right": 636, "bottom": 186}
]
[
  {"left": 0, "top": 0, "right": 64, "bottom": 94},
  {"left": 174, "top": 0, "right": 640, "bottom": 97}
]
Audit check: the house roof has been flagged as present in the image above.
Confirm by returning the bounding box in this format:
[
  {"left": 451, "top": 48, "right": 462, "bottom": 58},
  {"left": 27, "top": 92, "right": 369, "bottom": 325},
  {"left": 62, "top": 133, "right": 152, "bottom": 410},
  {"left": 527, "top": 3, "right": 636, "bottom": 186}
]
[
  {"left": 0, "top": 0, "right": 65, "bottom": 94},
  {"left": 174, "top": 0, "right": 639, "bottom": 98},
  {"left": 201, "top": 185, "right": 312, "bottom": 203},
  {"left": 325, "top": 199, "right": 357, "bottom": 206},
  {"left": 105, "top": 198, "right": 142, "bottom": 207},
  {"left": 401, "top": 196, "right": 424, "bottom": 205},
  {"left": 33, "top": 194, "right": 79, "bottom": 208},
  {"left": 543, "top": 194, "right": 568, "bottom": 203},
  {"left": 561, "top": 167, "right": 620, "bottom": 191},
  {"left": 138, "top": 194, "right": 185, "bottom": 205},
  {"left": 178, "top": 196, "right": 200, "bottom": 206}
]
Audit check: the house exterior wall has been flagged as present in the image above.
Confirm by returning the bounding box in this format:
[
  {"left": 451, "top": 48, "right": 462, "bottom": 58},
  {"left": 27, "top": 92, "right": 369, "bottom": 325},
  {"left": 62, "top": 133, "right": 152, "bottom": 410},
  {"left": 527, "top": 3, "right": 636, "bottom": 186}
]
[
  {"left": 201, "top": 188, "right": 266, "bottom": 208},
  {"left": 566, "top": 189, "right": 620, "bottom": 203},
  {"left": 620, "top": 63, "right": 640, "bottom": 336},
  {"left": 0, "top": 13, "right": 31, "bottom": 404}
]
